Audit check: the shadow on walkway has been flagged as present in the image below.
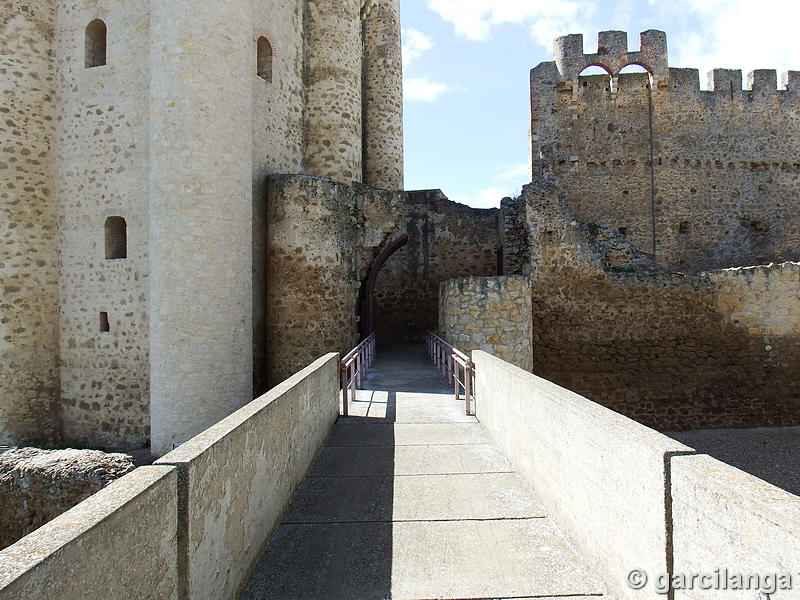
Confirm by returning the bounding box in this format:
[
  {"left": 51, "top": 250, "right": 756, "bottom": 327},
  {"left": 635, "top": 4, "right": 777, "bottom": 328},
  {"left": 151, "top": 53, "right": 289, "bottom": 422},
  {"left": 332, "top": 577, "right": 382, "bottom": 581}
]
[{"left": 242, "top": 344, "right": 605, "bottom": 599}]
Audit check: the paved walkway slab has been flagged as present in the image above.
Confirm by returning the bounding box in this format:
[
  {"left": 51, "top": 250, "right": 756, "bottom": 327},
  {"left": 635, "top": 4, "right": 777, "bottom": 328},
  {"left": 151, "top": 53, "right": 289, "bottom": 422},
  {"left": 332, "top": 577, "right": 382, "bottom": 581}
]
[{"left": 242, "top": 346, "right": 606, "bottom": 600}]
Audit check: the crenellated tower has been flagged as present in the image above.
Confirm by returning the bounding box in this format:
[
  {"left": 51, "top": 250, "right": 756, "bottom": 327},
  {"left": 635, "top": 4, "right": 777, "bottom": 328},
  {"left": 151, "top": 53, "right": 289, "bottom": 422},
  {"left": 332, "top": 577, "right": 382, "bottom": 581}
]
[{"left": 530, "top": 29, "right": 800, "bottom": 272}]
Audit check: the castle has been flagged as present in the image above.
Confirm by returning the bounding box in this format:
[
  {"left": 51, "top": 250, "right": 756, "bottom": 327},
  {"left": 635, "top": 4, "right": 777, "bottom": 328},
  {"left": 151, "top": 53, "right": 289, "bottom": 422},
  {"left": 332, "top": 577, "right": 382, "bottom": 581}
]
[
  {"left": 1, "top": 0, "right": 405, "bottom": 455},
  {"left": 1, "top": 6, "right": 798, "bottom": 458}
]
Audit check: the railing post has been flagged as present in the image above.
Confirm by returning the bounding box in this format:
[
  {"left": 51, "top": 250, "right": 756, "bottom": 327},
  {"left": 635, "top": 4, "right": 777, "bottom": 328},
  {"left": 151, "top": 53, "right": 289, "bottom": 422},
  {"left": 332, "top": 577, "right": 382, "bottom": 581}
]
[
  {"left": 356, "top": 351, "right": 362, "bottom": 388},
  {"left": 340, "top": 362, "right": 349, "bottom": 417},
  {"left": 465, "top": 360, "right": 472, "bottom": 416},
  {"left": 453, "top": 355, "right": 459, "bottom": 399}
]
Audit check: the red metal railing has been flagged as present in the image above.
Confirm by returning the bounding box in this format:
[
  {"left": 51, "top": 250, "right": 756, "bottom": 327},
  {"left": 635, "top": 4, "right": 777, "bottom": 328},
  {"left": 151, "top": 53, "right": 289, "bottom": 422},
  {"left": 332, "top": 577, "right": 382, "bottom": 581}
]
[
  {"left": 425, "top": 330, "right": 474, "bottom": 416},
  {"left": 340, "top": 332, "right": 377, "bottom": 416}
]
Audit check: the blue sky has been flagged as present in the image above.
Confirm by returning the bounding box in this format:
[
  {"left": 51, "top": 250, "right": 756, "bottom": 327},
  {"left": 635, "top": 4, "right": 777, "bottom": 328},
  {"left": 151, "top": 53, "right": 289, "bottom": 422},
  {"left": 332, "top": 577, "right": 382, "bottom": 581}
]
[{"left": 400, "top": 0, "right": 799, "bottom": 207}]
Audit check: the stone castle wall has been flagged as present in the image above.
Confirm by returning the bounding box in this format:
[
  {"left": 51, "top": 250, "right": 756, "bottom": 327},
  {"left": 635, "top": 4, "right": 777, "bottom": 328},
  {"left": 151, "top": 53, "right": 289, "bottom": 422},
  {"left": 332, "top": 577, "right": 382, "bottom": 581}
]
[
  {"left": 303, "top": 0, "right": 363, "bottom": 184},
  {"left": 266, "top": 176, "right": 500, "bottom": 385},
  {"left": 531, "top": 30, "right": 800, "bottom": 272},
  {"left": 0, "top": 0, "right": 60, "bottom": 445},
  {"left": 364, "top": 190, "right": 500, "bottom": 345},
  {"left": 1, "top": 0, "right": 405, "bottom": 453},
  {"left": 251, "top": 0, "right": 307, "bottom": 397},
  {"left": 439, "top": 276, "right": 532, "bottom": 371},
  {"left": 506, "top": 179, "right": 800, "bottom": 431},
  {"left": 265, "top": 176, "right": 361, "bottom": 386}
]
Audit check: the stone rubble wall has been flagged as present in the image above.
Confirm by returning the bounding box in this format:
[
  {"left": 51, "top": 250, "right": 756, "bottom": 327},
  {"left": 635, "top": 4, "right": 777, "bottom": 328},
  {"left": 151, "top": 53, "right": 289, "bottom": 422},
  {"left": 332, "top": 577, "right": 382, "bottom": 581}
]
[
  {"left": 266, "top": 176, "right": 361, "bottom": 386},
  {"left": 507, "top": 178, "right": 800, "bottom": 431},
  {"left": 303, "top": 0, "right": 364, "bottom": 184},
  {"left": 362, "top": 0, "right": 404, "bottom": 189},
  {"left": 0, "top": 1, "right": 60, "bottom": 445},
  {"left": 439, "top": 276, "right": 533, "bottom": 371},
  {"left": 265, "top": 176, "right": 500, "bottom": 386},
  {"left": 0, "top": 447, "right": 135, "bottom": 549},
  {"left": 364, "top": 189, "right": 500, "bottom": 345}
]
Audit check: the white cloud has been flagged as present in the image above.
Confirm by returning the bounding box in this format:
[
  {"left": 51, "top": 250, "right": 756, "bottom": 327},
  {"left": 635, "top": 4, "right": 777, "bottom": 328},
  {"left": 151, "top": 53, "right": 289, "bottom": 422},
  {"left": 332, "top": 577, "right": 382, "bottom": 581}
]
[
  {"left": 494, "top": 162, "right": 530, "bottom": 182},
  {"left": 658, "top": 0, "right": 800, "bottom": 86},
  {"left": 427, "top": 0, "right": 596, "bottom": 47},
  {"left": 452, "top": 162, "right": 530, "bottom": 208},
  {"left": 404, "top": 77, "right": 453, "bottom": 103},
  {"left": 402, "top": 28, "right": 434, "bottom": 68},
  {"left": 452, "top": 187, "right": 507, "bottom": 209}
]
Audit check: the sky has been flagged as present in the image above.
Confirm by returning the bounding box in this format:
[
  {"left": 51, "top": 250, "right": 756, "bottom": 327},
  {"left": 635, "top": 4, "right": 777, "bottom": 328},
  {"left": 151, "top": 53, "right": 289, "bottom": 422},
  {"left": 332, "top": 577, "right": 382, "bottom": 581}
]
[{"left": 400, "top": 0, "right": 800, "bottom": 208}]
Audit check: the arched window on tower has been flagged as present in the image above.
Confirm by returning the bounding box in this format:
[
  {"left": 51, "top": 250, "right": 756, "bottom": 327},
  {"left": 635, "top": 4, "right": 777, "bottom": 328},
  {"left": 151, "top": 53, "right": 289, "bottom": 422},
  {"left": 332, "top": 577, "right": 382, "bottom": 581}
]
[
  {"left": 257, "top": 36, "right": 273, "bottom": 82},
  {"left": 105, "top": 216, "right": 127, "bottom": 259},
  {"left": 85, "top": 19, "right": 107, "bottom": 68}
]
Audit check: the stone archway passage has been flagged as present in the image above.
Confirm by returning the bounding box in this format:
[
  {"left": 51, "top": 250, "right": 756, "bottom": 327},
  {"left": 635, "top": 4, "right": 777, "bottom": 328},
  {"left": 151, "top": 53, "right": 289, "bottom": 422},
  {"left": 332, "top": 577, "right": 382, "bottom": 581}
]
[{"left": 363, "top": 234, "right": 408, "bottom": 337}]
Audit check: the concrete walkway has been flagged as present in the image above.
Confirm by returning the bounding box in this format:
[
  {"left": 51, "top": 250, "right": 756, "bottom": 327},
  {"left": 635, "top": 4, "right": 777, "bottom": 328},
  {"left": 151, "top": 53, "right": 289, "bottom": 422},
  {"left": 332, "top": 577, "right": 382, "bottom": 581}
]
[{"left": 242, "top": 346, "right": 605, "bottom": 600}]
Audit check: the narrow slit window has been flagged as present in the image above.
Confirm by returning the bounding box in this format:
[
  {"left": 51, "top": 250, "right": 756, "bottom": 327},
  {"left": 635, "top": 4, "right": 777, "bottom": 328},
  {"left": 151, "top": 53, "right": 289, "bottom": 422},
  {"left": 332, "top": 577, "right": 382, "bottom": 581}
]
[
  {"left": 257, "top": 36, "right": 273, "bottom": 82},
  {"left": 85, "top": 19, "right": 107, "bottom": 68},
  {"left": 100, "top": 312, "right": 110, "bottom": 333},
  {"left": 105, "top": 216, "right": 127, "bottom": 259}
]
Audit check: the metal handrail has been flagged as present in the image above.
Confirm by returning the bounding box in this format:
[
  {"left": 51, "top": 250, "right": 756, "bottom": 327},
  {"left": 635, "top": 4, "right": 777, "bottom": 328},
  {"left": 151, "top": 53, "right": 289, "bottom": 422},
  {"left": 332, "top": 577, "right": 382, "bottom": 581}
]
[
  {"left": 340, "top": 332, "right": 377, "bottom": 416},
  {"left": 425, "top": 330, "right": 474, "bottom": 416}
]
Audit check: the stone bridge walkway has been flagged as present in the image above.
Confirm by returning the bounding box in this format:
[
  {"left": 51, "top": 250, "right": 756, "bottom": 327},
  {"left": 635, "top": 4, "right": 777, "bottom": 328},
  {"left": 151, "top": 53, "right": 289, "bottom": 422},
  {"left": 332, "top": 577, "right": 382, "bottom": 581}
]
[{"left": 242, "top": 346, "right": 605, "bottom": 599}]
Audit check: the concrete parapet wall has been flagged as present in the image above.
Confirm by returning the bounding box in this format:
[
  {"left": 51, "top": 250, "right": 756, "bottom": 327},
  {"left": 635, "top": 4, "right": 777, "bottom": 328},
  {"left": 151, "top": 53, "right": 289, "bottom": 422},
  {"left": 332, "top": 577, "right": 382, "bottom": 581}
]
[
  {"left": 0, "top": 354, "right": 339, "bottom": 599},
  {"left": 671, "top": 454, "right": 800, "bottom": 600},
  {"left": 0, "top": 465, "right": 179, "bottom": 600},
  {"left": 440, "top": 276, "right": 532, "bottom": 371},
  {"left": 474, "top": 350, "right": 800, "bottom": 599},
  {"left": 156, "top": 353, "right": 340, "bottom": 600},
  {"left": 473, "top": 350, "right": 691, "bottom": 600}
]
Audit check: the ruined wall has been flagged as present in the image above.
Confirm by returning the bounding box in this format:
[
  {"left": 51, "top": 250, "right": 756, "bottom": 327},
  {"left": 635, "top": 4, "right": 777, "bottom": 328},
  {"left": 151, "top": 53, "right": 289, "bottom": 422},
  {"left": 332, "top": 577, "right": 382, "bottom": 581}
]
[
  {"left": 440, "top": 276, "right": 532, "bottom": 371},
  {"left": 55, "top": 1, "right": 151, "bottom": 449},
  {"left": 362, "top": 0, "right": 403, "bottom": 190},
  {"left": 531, "top": 30, "right": 800, "bottom": 272},
  {"left": 0, "top": 447, "right": 134, "bottom": 549},
  {"left": 0, "top": 0, "right": 60, "bottom": 445},
  {"left": 251, "top": 0, "right": 307, "bottom": 397},
  {"left": 266, "top": 176, "right": 361, "bottom": 386},
  {"left": 266, "top": 177, "right": 499, "bottom": 384},
  {"left": 364, "top": 190, "right": 500, "bottom": 345},
  {"left": 512, "top": 180, "right": 800, "bottom": 431},
  {"left": 149, "top": 0, "right": 253, "bottom": 456}
]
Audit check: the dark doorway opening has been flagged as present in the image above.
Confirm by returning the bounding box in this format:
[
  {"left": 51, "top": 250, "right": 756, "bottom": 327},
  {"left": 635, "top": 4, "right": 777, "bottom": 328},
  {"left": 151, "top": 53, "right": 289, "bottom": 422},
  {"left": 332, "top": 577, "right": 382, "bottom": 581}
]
[{"left": 362, "top": 235, "right": 409, "bottom": 340}]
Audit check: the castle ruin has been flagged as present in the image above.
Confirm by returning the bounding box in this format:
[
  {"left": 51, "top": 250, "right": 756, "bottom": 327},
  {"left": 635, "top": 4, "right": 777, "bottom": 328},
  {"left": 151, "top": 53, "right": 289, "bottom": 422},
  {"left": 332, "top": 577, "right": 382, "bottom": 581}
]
[{"left": 1, "top": 10, "right": 798, "bottom": 459}]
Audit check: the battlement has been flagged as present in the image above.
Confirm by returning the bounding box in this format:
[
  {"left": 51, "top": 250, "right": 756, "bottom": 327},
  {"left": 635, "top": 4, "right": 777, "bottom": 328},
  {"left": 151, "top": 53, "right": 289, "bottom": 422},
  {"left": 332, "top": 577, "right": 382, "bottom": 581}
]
[
  {"left": 553, "top": 29, "right": 668, "bottom": 82},
  {"left": 535, "top": 29, "right": 800, "bottom": 100},
  {"left": 668, "top": 67, "right": 800, "bottom": 94}
]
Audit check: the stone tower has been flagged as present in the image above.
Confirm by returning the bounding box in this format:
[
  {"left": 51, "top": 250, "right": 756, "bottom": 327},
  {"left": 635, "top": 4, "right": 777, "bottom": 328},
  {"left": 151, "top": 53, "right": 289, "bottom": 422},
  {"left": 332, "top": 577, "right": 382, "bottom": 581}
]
[
  {"left": 0, "top": 1, "right": 59, "bottom": 446},
  {"left": 363, "top": 0, "right": 404, "bottom": 189},
  {"left": 0, "top": 0, "right": 406, "bottom": 456}
]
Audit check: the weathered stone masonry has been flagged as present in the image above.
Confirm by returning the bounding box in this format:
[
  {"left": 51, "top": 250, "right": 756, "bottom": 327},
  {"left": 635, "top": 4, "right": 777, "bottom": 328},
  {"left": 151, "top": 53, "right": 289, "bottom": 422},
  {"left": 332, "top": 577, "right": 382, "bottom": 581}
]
[
  {"left": 0, "top": 0, "right": 405, "bottom": 455},
  {"left": 266, "top": 175, "right": 499, "bottom": 386},
  {"left": 0, "top": 1, "right": 59, "bottom": 446},
  {"left": 495, "top": 177, "right": 800, "bottom": 431},
  {"left": 531, "top": 30, "right": 800, "bottom": 272},
  {"left": 440, "top": 276, "right": 533, "bottom": 372}
]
